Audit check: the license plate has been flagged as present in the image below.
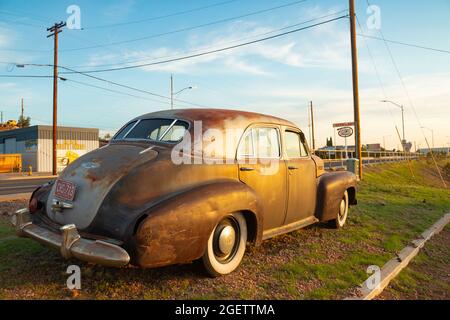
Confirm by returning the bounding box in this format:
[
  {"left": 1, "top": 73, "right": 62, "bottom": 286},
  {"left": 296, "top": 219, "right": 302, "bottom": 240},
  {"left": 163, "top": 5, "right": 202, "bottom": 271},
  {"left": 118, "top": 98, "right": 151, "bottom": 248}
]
[{"left": 55, "top": 179, "right": 77, "bottom": 201}]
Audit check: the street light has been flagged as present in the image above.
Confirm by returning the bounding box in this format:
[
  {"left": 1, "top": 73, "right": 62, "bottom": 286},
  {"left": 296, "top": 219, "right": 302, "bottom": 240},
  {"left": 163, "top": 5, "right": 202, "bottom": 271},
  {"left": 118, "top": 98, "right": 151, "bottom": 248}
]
[
  {"left": 382, "top": 135, "right": 391, "bottom": 151},
  {"left": 170, "top": 74, "right": 196, "bottom": 110},
  {"left": 421, "top": 126, "right": 435, "bottom": 149},
  {"left": 381, "top": 100, "right": 405, "bottom": 143}
]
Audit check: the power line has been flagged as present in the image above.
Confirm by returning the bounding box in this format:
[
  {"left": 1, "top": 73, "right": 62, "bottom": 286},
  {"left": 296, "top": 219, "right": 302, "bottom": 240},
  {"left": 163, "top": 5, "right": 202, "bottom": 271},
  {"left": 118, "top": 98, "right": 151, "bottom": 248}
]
[
  {"left": 2, "top": 14, "right": 348, "bottom": 111},
  {"left": 58, "top": 0, "right": 309, "bottom": 52},
  {"left": 0, "top": 47, "right": 50, "bottom": 53},
  {"left": 70, "top": 10, "right": 348, "bottom": 70},
  {"left": 365, "top": 0, "right": 446, "bottom": 187},
  {"left": 59, "top": 15, "right": 349, "bottom": 74},
  {"left": 0, "top": 16, "right": 45, "bottom": 28},
  {"left": 84, "top": 0, "right": 239, "bottom": 29},
  {"left": 358, "top": 33, "right": 450, "bottom": 55},
  {"left": 0, "top": 0, "right": 308, "bottom": 53},
  {"left": 0, "top": 74, "right": 52, "bottom": 78},
  {"left": 0, "top": 9, "right": 52, "bottom": 24},
  {"left": 4, "top": 61, "right": 217, "bottom": 108},
  {"left": 355, "top": 15, "right": 401, "bottom": 147},
  {"left": 60, "top": 77, "right": 169, "bottom": 104}
]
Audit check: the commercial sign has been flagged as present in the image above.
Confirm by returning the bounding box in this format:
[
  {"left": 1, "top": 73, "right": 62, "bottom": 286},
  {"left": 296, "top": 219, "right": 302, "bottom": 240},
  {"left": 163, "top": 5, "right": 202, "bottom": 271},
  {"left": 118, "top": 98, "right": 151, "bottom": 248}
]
[
  {"left": 333, "top": 122, "right": 355, "bottom": 128},
  {"left": 338, "top": 127, "right": 354, "bottom": 138},
  {"left": 56, "top": 139, "right": 87, "bottom": 171}
]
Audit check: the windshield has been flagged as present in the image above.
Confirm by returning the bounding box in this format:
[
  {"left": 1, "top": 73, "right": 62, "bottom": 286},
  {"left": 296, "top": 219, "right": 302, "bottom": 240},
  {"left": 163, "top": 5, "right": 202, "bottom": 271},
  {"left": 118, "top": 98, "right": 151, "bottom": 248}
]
[{"left": 114, "top": 118, "right": 189, "bottom": 142}]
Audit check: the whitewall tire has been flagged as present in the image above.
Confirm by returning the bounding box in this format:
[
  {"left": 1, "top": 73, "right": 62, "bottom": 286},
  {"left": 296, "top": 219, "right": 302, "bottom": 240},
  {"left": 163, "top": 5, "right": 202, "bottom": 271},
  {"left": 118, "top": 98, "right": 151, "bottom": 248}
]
[
  {"left": 202, "top": 213, "right": 247, "bottom": 277},
  {"left": 330, "top": 190, "right": 349, "bottom": 229}
]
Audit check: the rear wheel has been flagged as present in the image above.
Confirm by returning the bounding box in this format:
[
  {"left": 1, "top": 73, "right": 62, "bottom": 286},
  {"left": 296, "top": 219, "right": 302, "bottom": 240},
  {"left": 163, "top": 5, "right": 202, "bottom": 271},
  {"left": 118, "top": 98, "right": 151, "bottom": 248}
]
[
  {"left": 329, "top": 190, "right": 349, "bottom": 229},
  {"left": 202, "top": 213, "right": 247, "bottom": 277}
]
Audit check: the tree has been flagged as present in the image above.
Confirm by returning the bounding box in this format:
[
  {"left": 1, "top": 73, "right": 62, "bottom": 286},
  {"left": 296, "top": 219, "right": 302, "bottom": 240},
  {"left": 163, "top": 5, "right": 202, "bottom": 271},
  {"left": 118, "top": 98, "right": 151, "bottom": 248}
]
[
  {"left": 326, "top": 137, "right": 333, "bottom": 147},
  {"left": 17, "top": 115, "right": 31, "bottom": 128}
]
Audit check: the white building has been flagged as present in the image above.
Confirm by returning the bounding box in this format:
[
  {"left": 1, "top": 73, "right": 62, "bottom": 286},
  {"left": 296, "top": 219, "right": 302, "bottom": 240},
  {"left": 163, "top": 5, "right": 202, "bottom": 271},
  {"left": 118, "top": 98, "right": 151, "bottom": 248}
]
[{"left": 0, "top": 125, "right": 99, "bottom": 172}]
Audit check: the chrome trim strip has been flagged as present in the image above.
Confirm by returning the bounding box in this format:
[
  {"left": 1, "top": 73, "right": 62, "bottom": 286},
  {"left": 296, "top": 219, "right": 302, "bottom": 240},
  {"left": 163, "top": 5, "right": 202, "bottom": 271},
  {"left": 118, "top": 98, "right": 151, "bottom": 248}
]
[
  {"left": 262, "top": 216, "right": 319, "bottom": 240},
  {"left": 122, "top": 119, "right": 141, "bottom": 139},
  {"left": 12, "top": 209, "right": 130, "bottom": 268},
  {"left": 158, "top": 119, "right": 178, "bottom": 141}
]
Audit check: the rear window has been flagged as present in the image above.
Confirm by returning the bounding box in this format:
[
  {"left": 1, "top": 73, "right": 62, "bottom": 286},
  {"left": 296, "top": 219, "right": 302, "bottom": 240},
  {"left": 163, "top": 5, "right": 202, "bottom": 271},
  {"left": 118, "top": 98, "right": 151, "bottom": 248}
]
[{"left": 115, "top": 118, "right": 189, "bottom": 142}]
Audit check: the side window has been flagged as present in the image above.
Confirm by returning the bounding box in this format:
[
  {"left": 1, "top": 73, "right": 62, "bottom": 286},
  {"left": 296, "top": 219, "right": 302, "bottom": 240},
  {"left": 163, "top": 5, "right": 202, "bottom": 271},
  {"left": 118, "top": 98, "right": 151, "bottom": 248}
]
[
  {"left": 285, "top": 131, "right": 302, "bottom": 158},
  {"left": 237, "top": 130, "right": 254, "bottom": 157},
  {"left": 237, "top": 127, "right": 280, "bottom": 158},
  {"left": 160, "top": 124, "right": 188, "bottom": 141},
  {"left": 299, "top": 132, "right": 309, "bottom": 157},
  {"left": 254, "top": 127, "right": 280, "bottom": 158}
]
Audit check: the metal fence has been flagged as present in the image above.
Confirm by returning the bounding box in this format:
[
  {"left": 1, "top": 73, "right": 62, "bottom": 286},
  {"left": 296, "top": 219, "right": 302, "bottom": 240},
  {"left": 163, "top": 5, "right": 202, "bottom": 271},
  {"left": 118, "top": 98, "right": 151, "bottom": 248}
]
[{"left": 315, "top": 150, "right": 421, "bottom": 170}]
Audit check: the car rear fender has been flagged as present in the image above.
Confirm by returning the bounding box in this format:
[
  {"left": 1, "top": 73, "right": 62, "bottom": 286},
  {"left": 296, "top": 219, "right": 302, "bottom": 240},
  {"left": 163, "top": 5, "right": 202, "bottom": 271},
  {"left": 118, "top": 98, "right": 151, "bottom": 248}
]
[
  {"left": 315, "top": 171, "right": 357, "bottom": 222},
  {"left": 127, "top": 180, "right": 262, "bottom": 268}
]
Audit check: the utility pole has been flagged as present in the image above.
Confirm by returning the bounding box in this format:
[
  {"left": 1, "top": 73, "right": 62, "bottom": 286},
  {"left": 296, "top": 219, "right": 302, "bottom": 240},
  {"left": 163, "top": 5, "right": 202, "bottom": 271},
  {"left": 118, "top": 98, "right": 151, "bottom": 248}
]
[
  {"left": 310, "top": 101, "right": 316, "bottom": 151},
  {"left": 1, "top": 111, "right": 3, "bottom": 124},
  {"left": 47, "top": 21, "right": 66, "bottom": 175},
  {"left": 349, "top": 0, "right": 362, "bottom": 179},
  {"left": 170, "top": 74, "right": 174, "bottom": 110},
  {"left": 20, "top": 98, "right": 24, "bottom": 127},
  {"left": 400, "top": 105, "right": 405, "bottom": 142},
  {"left": 307, "top": 105, "right": 312, "bottom": 147}
]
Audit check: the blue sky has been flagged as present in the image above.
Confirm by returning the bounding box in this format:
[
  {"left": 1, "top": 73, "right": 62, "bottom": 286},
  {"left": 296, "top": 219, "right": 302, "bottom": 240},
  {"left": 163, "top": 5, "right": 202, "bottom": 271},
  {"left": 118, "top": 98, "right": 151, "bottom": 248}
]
[{"left": 0, "top": 0, "right": 449, "bottom": 149}]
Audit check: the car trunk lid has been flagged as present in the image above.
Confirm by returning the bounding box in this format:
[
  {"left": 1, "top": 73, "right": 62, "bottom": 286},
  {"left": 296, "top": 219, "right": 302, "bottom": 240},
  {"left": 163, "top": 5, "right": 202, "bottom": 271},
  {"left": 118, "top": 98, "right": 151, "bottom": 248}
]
[{"left": 46, "top": 143, "right": 158, "bottom": 230}]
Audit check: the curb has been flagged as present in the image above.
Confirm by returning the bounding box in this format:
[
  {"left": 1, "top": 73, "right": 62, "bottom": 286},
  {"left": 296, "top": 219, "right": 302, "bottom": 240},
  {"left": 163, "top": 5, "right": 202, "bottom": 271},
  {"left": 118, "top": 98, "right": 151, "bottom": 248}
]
[
  {"left": 0, "top": 175, "right": 57, "bottom": 181},
  {"left": 0, "top": 193, "right": 32, "bottom": 202},
  {"left": 347, "top": 212, "right": 450, "bottom": 300}
]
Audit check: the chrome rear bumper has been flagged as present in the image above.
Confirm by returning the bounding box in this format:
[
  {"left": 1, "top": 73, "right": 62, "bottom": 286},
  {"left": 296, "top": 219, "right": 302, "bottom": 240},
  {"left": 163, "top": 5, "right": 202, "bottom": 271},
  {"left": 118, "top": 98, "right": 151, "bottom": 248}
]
[{"left": 11, "top": 208, "right": 130, "bottom": 268}]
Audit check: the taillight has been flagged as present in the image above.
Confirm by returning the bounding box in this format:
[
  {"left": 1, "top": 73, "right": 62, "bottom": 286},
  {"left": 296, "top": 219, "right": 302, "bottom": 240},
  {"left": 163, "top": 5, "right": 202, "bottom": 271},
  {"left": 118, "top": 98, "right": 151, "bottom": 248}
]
[
  {"left": 28, "top": 185, "right": 44, "bottom": 214},
  {"left": 29, "top": 197, "right": 39, "bottom": 214}
]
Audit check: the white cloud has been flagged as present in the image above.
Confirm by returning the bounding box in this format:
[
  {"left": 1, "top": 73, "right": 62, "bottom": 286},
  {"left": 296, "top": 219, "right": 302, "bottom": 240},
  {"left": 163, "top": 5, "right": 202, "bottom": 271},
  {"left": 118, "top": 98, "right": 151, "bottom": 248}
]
[
  {"left": 230, "top": 72, "right": 450, "bottom": 149},
  {"left": 82, "top": 5, "right": 357, "bottom": 75}
]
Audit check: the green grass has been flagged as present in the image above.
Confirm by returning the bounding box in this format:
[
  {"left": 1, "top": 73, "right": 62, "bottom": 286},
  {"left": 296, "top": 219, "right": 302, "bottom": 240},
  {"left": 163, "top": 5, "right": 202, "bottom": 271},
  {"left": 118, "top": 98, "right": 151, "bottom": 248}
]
[
  {"left": 379, "top": 225, "right": 450, "bottom": 299},
  {"left": 0, "top": 160, "right": 448, "bottom": 299},
  {"left": 0, "top": 218, "right": 14, "bottom": 239},
  {"left": 276, "top": 160, "right": 450, "bottom": 299}
]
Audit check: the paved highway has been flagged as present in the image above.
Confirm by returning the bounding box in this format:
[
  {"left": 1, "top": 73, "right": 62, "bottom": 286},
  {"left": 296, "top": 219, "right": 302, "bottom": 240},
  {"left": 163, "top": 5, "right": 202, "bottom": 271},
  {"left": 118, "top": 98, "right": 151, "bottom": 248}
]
[{"left": 0, "top": 177, "right": 55, "bottom": 196}]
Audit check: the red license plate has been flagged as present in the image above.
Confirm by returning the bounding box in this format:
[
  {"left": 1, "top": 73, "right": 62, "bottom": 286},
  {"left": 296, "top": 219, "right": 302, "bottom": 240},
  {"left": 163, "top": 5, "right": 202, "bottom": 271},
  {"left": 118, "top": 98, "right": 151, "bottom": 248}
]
[{"left": 55, "top": 179, "right": 77, "bottom": 201}]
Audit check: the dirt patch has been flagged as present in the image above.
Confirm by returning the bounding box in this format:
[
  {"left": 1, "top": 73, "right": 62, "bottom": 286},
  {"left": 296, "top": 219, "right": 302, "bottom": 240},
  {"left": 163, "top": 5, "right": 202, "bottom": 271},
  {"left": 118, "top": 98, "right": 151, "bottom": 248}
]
[{"left": 0, "top": 200, "right": 26, "bottom": 218}]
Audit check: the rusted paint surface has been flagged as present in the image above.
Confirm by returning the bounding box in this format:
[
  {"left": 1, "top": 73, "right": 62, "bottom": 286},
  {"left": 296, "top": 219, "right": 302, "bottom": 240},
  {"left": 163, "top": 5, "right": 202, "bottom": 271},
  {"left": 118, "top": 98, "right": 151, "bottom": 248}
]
[
  {"left": 23, "top": 108, "right": 357, "bottom": 269},
  {"left": 315, "top": 171, "right": 358, "bottom": 222},
  {"left": 45, "top": 143, "right": 158, "bottom": 229},
  {"left": 127, "top": 181, "right": 262, "bottom": 267}
]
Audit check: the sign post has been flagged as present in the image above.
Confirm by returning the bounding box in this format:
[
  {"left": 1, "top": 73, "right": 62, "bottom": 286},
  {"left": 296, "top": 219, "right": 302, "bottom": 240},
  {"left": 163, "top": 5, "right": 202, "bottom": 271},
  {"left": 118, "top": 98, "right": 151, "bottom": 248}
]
[
  {"left": 334, "top": 123, "right": 355, "bottom": 161},
  {"left": 337, "top": 127, "right": 354, "bottom": 159}
]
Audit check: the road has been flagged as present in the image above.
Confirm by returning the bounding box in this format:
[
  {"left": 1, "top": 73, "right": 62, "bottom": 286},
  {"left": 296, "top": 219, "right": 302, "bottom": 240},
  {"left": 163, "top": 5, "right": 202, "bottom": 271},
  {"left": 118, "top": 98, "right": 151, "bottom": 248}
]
[{"left": 0, "top": 177, "right": 55, "bottom": 196}]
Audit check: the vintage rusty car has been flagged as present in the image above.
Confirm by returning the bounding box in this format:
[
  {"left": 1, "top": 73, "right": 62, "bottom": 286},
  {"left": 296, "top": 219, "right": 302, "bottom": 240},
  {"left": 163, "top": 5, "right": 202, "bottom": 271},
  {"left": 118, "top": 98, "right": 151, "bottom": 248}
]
[{"left": 11, "top": 109, "right": 357, "bottom": 276}]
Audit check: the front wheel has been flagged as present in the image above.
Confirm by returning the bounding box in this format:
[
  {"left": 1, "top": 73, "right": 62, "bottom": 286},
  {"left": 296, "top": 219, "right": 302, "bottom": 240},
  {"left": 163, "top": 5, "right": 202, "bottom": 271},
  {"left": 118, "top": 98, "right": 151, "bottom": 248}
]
[
  {"left": 202, "top": 213, "right": 247, "bottom": 277},
  {"left": 329, "top": 190, "right": 349, "bottom": 229}
]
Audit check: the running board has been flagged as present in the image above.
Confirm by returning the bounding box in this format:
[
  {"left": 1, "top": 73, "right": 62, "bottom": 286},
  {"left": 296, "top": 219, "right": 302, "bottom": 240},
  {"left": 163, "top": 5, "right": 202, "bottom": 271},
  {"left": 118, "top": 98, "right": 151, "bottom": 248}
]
[{"left": 262, "top": 216, "right": 319, "bottom": 240}]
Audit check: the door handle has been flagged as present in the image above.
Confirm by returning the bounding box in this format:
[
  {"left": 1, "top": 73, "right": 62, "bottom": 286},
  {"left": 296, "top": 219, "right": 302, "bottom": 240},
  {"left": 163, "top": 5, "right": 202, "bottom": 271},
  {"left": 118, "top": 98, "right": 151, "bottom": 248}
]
[
  {"left": 240, "top": 167, "right": 255, "bottom": 172},
  {"left": 288, "top": 166, "right": 299, "bottom": 170}
]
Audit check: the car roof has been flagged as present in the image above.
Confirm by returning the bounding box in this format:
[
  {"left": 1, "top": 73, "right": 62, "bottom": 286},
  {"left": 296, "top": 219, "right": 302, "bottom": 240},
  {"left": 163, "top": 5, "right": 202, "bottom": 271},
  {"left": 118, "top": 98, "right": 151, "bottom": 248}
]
[{"left": 131, "top": 108, "right": 298, "bottom": 130}]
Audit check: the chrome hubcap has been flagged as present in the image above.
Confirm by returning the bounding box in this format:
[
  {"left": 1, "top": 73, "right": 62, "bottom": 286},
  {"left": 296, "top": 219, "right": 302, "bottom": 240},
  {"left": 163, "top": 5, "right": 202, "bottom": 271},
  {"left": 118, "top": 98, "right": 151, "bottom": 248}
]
[
  {"left": 218, "top": 226, "right": 236, "bottom": 255},
  {"left": 213, "top": 217, "right": 240, "bottom": 263}
]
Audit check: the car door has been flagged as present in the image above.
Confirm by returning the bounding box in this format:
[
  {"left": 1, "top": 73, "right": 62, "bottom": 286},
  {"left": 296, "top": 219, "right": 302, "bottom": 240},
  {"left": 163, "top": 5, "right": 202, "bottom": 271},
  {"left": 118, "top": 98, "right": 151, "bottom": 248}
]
[
  {"left": 283, "top": 128, "right": 317, "bottom": 224},
  {"left": 237, "top": 125, "right": 288, "bottom": 230}
]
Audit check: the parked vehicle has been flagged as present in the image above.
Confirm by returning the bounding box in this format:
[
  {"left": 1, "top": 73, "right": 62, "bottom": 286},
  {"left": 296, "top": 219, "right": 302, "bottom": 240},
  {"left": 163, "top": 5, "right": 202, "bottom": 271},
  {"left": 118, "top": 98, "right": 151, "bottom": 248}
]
[{"left": 11, "top": 109, "right": 357, "bottom": 276}]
